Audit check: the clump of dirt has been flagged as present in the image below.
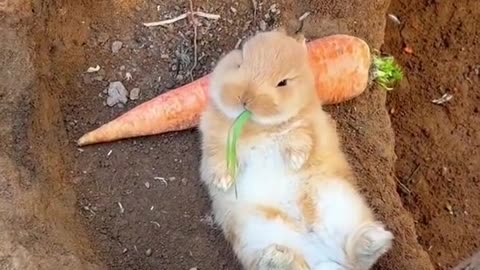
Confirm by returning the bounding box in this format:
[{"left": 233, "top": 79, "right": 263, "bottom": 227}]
[
  {"left": 0, "top": 0, "right": 104, "bottom": 269},
  {"left": 384, "top": 0, "right": 480, "bottom": 269}
]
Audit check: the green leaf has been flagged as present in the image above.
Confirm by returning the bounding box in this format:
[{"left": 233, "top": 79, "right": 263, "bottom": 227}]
[
  {"left": 226, "top": 110, "right": 252, "bottom": 197},
  {"left": 372, "top": 55, "right": 403, "bottom": 90}
]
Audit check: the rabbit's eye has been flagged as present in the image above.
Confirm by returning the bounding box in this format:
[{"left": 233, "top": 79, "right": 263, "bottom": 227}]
[{"left": 277, "top": 79, "right": 288, "bottom": 87}]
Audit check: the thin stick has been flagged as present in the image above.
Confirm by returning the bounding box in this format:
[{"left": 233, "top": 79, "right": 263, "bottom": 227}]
[
  {"left": 143, "top": 11, "right": 219, "bottom": 27},
  {"left": 395, "top": 177, "right": 412, "bottom": 195},
  {"left": 295, "top": 11, "right": 311, "bottom": 35},
  {"left": 188, "top": 0, "right": 198, "bottom": 81},
  {"left": 143, "top": 13, "right": 188, "bottom": 27},
  {"left": 299, "top": 11, "right": 311, "bottom": 21},
  {"left": 251, "top": 0, "right": 257, "bottom": 17},
  {"left": 194, "top": 11, "right": 220, "bottom": 20},
  {"left": 405, "top": 164, "right": 421, "bottom": 184},
  {"left": 235, "top": 38, "right": 242, "bottom": 49}
]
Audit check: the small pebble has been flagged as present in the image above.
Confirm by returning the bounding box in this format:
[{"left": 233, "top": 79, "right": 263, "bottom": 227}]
[
  {"left": 125, "top": 72, "right": 133, "bottom": 81},
  {"left": 165, "top": 81, "right": 174, "bottom": 89},
  {"left": 145, "top": 248, "right": 152, "bottom": 256},
  {"left": 130, "top": 88, "right": 140, "bottom": 100},
  {"left": 176, "top": 74, "right": 184, "bottom": 81},
  {"left": 106, "top": 81, "right": 129, "bottom": 107},
  {"left": 86, "top": 65, "right": 101, "bottom": 73},
  {"left": 97, "top": 32, "right": 109, "bottom": 44},
  {"left": 403, "top": 46, "right": 413, "bottom": 54},
  {"left": 112, "top": 41, "right": 123, "bottom": 53},
  {"left": 445, "top": 203, "right": 453, "bottom": 215},
  {"left": 259, "top": 20, "right": 267, "bottom": 31},
  {"left": 230, "top": 7, "right": 237, "bottom": 13},
  {"left": 93, "top": 75, "right": 104, "bottom": 81},
  {"left": 270, "top": 4, "right": 277, "bottom": 12},
  {"left": 122, "top": 248, "right": 128, "bottom": 254},
  {"left": 83, "top": 75, "right": 93, "bottom": 85},
  {"left": 145, "top": 181, "right": 151, "bottom": 189},
  {"left": 388, "top": 14, "right": 401, "bottom": 24}
]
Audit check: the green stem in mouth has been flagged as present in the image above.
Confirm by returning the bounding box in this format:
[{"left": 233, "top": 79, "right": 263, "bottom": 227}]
[
  {"left": 226, "top": 110, "right": 252, "bottom": 198},
  {"left": 372, "top": 55, "right": 404, "bottom": 90}
]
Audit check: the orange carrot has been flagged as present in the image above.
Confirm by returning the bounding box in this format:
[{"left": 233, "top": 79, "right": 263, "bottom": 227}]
[
  {"left": 77, "top": 74, "right": 211, "bottom": 146},
  {"left": 307, "top": 35, "right": 371, "bottom": 104},
  {"left": 77, "top": 34, "right": 401, "bottom": 146}
]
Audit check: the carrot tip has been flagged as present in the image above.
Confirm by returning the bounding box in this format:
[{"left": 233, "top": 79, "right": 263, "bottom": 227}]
[
  {"left": 77, "top": 134, "right": 91, "bottom": 146},
  {"left": 372, "top": 55, "right": 403, "bottom": 90}
]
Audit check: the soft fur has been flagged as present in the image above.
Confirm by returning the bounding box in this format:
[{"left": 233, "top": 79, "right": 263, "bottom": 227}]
[{"left": 198, "top": 29, "right": 393, "bottom": 270}]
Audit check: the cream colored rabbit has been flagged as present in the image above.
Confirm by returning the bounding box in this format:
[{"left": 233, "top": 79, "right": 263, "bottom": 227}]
[{"left": 198, "top": 29, "right": 393, "bottom": 270}]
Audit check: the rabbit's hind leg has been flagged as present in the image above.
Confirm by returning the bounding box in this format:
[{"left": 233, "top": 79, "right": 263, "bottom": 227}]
[{"left": 255, "top": 244, "right": 310, "bottom": 270}]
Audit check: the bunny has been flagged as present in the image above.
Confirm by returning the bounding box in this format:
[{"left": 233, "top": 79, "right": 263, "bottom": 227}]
[{"left": 198, "top": 29, "right": 393, "bottom": 270}]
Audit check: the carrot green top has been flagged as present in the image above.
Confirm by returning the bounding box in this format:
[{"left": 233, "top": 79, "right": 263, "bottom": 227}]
[{"left": 372, "top": 55, "right": 404, "bottom": 90}]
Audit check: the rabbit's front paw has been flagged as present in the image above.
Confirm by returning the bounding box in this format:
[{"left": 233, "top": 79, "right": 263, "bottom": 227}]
[
  {"left": 283, "top": 144, "right": 310, "bottom": 171},
  {"left": 212, "top": 173, "right": 234, "bottom": 191}
]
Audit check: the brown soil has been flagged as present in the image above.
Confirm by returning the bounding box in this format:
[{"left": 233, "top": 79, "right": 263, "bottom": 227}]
[
  {"left": 384, "top": 0, "right": 480, "bottom": 269},
  {"left": 0, "top": 0, "right": 478, "bottom": 270}
]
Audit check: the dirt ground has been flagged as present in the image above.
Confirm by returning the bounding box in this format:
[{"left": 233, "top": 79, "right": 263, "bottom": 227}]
[
  {"left": 384, "top": 0, "right": 480, "bottom": 269},
  {"left": 0, "top": 0, "right": 478, "bottom": 269}
]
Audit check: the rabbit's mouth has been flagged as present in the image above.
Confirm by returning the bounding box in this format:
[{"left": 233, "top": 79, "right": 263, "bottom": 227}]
[
  {"left": 242, "top": 97, "right": 298, "bottom": 126},
  {"left": 250, "top": 112, "right": 295, "bottom": 126}
]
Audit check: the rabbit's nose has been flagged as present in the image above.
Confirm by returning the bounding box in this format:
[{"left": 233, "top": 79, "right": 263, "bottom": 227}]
[
  {"left": 241, "top": 90, "right": 254, "bottom": 106},
  {"left": 240, "top": 95, "right": 248, "bottom": 108}
]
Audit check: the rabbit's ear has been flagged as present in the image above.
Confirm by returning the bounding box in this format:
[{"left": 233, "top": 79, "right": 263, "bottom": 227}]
[
  {"left": 292, "top": 18, "right": 307, "bottom": 47},
  {"left": 293, "top": 32, "right": 306, "bottom": 47},
  {"left": 273, "top": 26, "right": 306, "bottom": 47}
]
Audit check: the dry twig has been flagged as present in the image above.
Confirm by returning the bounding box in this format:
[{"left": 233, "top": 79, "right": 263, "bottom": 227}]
[
  {"left": 144, "top": 2, "right": 216, "bottom": 82},
  {"left": 117, "top": 202, "right": 125, "bottom": 214},
  {"left": 194, "top": 11, "right": 220, "bottom": 20},
  {"left": 295, "top": 11, "right": 311, "bottom": 35},
  {"left": 251, "top": 0, "right": 257, "bottom": 17},
  {"left": 143, "top": 13, "right": 188, "bottom": 27},
  {"left": 150, "top": 221, "right": 161, "bottom": 228},
  {"left": 188, "top": 0, "right": 198, "bottom": 80},
  {"left": 405, "top": 164, "right": 421, "bottom": 184},
  {"left": 143, "top": 11, "right": 219, "bottom": 27},
  {"left": 432, "top": 93, "right": 453, "bottom": 105},
  {"left": 395, "top": 177, "right": 412, "bottom": 195}
]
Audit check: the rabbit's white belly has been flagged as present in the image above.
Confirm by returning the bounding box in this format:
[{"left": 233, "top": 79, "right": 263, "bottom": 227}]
[
  {"left": 211, "top": 139, "right": 302, "bottom": 221},
  {"left": 209, "top": 140, "right": 368, "bottom": 268},
  {"left": 235, "top": 141, "right": 301, "bottom": 208}
]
